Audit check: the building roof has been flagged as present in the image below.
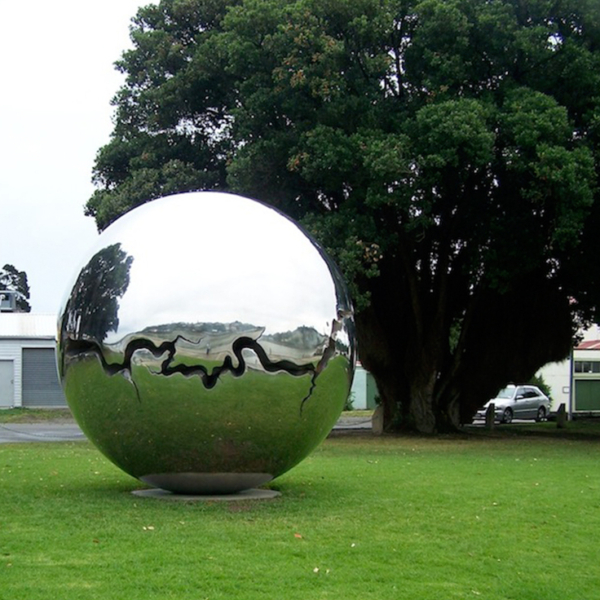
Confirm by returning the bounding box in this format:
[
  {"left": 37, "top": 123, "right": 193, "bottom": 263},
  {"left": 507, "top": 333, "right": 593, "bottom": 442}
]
[
  {"left": 577, "top": 340, "right": 600, "bottom": 350},
  {"left": 0, "top": 313, "right": 57, "bottom": 339}
]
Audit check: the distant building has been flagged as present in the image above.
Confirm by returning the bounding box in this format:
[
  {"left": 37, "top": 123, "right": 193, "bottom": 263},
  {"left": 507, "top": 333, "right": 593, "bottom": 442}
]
[
  {"left": 0, "top": 313, "right": 66, "bottom": 408},
  {"left": 0, "top": 290, "right": 20, "bottom": 313},
  {"left": 538, "top": 325, "right": 600, "bottom": 418},
  {"left": 349, "top": 363, "right": 378, "bottom": 410}
]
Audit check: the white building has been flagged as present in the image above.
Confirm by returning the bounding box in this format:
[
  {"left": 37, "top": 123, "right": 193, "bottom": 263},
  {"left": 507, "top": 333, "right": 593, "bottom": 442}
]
[
  {"left": 538, "top": 325, "right": 600, "bottom": 418},
  {"left": 349, "top": 363, "right": 378, "bottom": 410},
  {"left": 0, "top": 313, "right": 66, "bottom": 408}
]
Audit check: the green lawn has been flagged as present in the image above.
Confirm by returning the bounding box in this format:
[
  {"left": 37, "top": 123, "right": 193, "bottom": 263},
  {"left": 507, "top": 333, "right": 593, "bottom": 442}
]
[
  {"left": 0, "top": 408, "right": 73, "bottom": 423},
  {"left": 1, "top": 429, "right": 599, "bottom": 599}
]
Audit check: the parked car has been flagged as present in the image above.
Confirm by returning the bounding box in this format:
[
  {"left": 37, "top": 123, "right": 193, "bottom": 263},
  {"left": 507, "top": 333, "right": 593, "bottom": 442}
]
[{"left": 475, "top": 385, "right": 551, "bottom": 424}]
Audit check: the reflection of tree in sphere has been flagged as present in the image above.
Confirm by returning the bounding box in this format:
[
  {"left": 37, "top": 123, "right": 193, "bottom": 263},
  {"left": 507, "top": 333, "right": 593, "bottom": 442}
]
[
  {"left": 57, "top": 192, "right": 355, "bottom": 495},
  {"left": 60, "top": 244, "right": 133, "bottom": 345}
]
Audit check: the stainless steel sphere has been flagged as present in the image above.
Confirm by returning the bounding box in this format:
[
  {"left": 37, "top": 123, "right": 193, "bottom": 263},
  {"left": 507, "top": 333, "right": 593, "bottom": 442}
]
[{"left": 57, "top": 192, "right": 355, "bottom": 494}]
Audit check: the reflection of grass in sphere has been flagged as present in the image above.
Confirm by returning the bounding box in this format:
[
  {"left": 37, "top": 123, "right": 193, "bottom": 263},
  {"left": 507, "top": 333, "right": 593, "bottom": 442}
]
[{"left": 63, "top": 353, "right": 350, "bottom": 484}]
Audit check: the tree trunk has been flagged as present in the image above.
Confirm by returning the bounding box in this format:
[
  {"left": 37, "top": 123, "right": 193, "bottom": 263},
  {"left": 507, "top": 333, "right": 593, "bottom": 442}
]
[
  {"left": 359, "top": 342, "right": 461, "bottom": 434},
  {"left": 356, "top": 267, "right": 575, "bottom": 435},
  {"left": 353, "top": 251, "right": 456, "bottom": 434},
  {"left": 355, "top": 285, "right": 454, "bottom": 434},
  {"left": 407, "top": 376, "right": 437, "bottom": 434}
]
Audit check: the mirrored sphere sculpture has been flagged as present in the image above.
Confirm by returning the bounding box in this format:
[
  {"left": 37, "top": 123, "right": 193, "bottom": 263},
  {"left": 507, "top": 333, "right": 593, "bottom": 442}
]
[{"left": 57, "top": 191, "right": 355, "bottom": 494}]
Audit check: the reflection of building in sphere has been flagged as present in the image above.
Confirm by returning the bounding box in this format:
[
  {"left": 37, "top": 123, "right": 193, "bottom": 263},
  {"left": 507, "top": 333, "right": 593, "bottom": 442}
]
[{"left": 57, "top": 192, "right": 355, "bottom": 495}]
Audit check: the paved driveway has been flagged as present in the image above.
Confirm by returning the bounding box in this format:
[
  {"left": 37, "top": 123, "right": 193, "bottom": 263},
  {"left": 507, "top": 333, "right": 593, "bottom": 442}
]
[
  {"left": 0, "top": 423, "right": 86, "bottom": 443},
  {"left": 0, "top": 415, "right": 371, "bottom": 444}
]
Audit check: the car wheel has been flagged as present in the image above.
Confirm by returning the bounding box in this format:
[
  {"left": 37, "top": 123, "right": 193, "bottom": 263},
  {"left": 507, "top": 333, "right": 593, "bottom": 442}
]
[
  {"left": 502, "top": 408, "right": 513, "bottom": 424},
  {"left": 536, "top": 406, "right": 547, "bottom": 422}
]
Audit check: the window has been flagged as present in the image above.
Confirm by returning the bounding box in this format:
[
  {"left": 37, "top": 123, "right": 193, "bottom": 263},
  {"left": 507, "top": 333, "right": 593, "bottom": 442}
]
[{"left": 574, "top": 361, "right": 600, "bottom": 374}]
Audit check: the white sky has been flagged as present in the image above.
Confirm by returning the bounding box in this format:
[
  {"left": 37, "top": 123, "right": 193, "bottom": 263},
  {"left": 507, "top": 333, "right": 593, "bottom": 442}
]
[
  {"left": 0, "top": 0, "right": 152, "bottom": 314},
  {"left": 83, "top": 192, "right": 338, "bottom": 343}
]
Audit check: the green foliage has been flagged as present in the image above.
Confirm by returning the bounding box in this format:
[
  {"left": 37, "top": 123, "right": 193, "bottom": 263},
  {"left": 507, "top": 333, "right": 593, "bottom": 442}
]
[
  {"left": 87, "top": 0, "right": 600, "bottom": 432},
  {"left": 528, "top": 373, "right": 553, "bottom": 401},
  {"left": 343, "top": 391, "right": 354, "bottom": 411},
  {"left": 0, "top": 264, "right": 31, "bottom": 312}
]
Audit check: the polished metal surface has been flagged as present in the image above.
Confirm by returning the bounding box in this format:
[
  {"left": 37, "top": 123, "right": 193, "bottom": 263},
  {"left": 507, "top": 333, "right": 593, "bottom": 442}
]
[{"left": 57, "top": 191, "right": 355, "bottom": 494}]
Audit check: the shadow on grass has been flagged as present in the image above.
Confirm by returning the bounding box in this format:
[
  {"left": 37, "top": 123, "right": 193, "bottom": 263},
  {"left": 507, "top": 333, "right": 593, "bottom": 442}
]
[
  {"left": 50, "top": 469, "right": 350, "bottom": 510},
  {"left": 464, "top": 419, "right": 600, "bottom": 442},
  {"left": 330, "top": 419, "right": 600, "bottom": 443}
]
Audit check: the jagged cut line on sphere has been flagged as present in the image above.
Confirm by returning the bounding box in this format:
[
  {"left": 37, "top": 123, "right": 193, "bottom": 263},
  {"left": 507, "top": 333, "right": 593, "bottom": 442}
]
[{"left": 64, "top": 335, "right": 324, "bottom": 411}]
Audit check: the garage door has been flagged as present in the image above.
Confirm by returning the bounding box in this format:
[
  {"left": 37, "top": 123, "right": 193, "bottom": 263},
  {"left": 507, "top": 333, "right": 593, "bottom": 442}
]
[
  {"left": 22, "top": 348, "right": 67, "bottom": 407},
  {"left": 574, "top": 380, "right": 600, "bottom": 412}
]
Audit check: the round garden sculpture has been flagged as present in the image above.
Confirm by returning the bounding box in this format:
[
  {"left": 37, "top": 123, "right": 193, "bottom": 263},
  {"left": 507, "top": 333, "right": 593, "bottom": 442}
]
[{"left": 57, "top": 191, "right": 355, "bottom": 494}]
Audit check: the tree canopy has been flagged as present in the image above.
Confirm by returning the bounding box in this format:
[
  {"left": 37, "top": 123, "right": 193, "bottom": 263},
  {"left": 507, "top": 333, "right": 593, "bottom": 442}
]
[
  {"left": 0, "top": 264, "right": 31, "bottom": 312},
  {"left": 87, "top": 0, "right": 600, "bottom": 432}
]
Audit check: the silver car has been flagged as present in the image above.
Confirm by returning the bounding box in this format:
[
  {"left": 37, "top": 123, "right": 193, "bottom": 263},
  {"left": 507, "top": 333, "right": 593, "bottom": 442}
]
[{"left": 476, "top": 385, "right": 551, "bottom": 424}]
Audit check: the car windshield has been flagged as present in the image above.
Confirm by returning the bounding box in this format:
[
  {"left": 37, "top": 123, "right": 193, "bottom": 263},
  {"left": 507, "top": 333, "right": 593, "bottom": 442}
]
[{"left": 496, "top": 387, "right": 515, "bottom": 399}]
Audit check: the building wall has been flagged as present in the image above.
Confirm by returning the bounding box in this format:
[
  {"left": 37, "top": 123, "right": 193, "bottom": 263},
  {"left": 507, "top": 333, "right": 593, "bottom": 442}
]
[
  {"left": 538, "top": 359, "right": 571, "bottom": 412},
  {"left": 538, "top": 346, "right": 600, "bottom": 416},
  {"left": 349, "top": 364, "right": 378, "bottom": 410},
  {"left": 0, "top": 339, "right": 24, "bottom": 407},
  {"left": 0, "top": 338, "right": 64, "bottom": 408},
  {"left": 572, "top": 348, "right": 600, "bottom": 413}
]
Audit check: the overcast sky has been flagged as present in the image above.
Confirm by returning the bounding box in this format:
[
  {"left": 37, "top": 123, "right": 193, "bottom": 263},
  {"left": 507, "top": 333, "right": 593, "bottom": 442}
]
[{"left": 1, "top": 0, "right": 152, "bottom": 314}]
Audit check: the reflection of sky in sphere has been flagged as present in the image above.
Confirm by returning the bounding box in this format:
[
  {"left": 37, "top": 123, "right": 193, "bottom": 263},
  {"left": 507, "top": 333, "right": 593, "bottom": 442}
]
[{"left": 79, "top": 193, "right": 338, "bottom": 344}]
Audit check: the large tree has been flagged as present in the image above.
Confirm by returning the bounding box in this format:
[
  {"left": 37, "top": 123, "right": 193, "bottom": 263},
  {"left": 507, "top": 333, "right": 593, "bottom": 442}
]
[
  {"left": 0, "top": 264, "right": 31, "bottom": 312},
  {"left": 87, "top": 0, "right": 600, "bottom": 432}
]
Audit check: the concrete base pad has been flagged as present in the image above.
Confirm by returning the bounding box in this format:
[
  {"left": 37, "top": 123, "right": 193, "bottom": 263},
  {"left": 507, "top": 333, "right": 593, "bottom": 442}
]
[{"left": 132, "top": 488, "right": 281, "bottom": 501}]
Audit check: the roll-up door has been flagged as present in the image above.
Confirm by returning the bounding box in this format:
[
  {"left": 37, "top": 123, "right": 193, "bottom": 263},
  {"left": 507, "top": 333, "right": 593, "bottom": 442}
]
[{"left": 22, "top": 348, "right": 67, "bottom": 407}]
